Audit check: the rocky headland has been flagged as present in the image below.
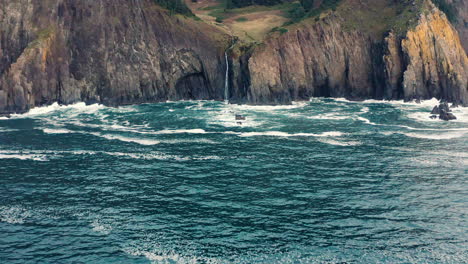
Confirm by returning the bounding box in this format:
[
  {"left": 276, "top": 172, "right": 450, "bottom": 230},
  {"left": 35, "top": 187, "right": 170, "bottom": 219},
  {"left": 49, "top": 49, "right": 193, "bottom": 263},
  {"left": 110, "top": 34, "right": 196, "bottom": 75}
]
[{"left": 0, "top": 0, "right": 467, "bottom": 115}]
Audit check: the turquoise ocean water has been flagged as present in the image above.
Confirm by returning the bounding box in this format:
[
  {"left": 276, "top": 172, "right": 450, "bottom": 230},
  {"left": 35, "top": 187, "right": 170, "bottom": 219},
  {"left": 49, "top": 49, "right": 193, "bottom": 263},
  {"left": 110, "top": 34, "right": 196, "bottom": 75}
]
[{"left": 0, "top": 98, "right": 467, "bottom": 263}]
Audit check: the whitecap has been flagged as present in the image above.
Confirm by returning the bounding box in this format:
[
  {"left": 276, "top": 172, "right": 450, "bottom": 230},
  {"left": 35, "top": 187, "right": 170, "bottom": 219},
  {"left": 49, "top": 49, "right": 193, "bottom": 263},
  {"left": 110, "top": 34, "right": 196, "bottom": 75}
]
[
  {"left": 123, "top": 248, "right": 183, "bottom": 263},
  {"left": 0, "top": 206, "right": 31, "bottom": 224},
  {"left": 103, "top": 151, "right": 185, "bottom": 160},
  {"left": 122, "top": 247, "right": 222, "bottom": 264},
  {"left": 89, "top": 132, "right": 160, "bottom": 145},
  {"left": 153, "top": 129, "right": 207, "bottom": 135},
  {"left": 0, "top": 151, "right": 49, "bottom": 161},
  {"left": 402, "top": 131, "right": 467, "bottom": 140},
  {"left": 8, "top": 102, "right": 106, "bottom": 118},
  {"left": 332, "top": 97, "right": 441, "bottom": 107},
  {"left": 354, "top": 116, "right": 382, "bottom": 126},
  {"left": 318, "top": 138, "right": 362, "bottom": 146},
  {"left": 306, "top": 113, "right": 351, "bottom": 120},
  {"left": 384, "top": 131, "right": 467, "bottom": 140},
  {"left": 236, "top": 131, "right": 344, "bottom": 138},
  {"left": 0, "top": 127, "right": 18, "bottom": 132},
  {"left": 42, "top": 128, "right": 74, "bottom": 134},
  {"left": 90, "top": 219, "right": 112, "bottom": 235},
  {"left": 159, "top": 138, "right": 218, "bottom": 144},
  {"left": 229, "top": 101, "right": 308, "bottom": 111}
]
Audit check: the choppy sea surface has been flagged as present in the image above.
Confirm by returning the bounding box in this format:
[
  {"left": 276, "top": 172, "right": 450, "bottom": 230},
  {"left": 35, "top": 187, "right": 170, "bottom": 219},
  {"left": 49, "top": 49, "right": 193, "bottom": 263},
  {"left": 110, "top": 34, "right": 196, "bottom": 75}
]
[{"left": 0, "top": 98, "right": 467, "bottom": 263}]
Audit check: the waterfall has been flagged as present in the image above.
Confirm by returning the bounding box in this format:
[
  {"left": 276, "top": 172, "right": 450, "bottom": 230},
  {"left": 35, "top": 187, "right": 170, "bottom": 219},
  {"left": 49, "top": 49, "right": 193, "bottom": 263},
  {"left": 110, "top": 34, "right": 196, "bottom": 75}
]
[{"left": 224, "top": 52, "right": 229, "bottom": 103}]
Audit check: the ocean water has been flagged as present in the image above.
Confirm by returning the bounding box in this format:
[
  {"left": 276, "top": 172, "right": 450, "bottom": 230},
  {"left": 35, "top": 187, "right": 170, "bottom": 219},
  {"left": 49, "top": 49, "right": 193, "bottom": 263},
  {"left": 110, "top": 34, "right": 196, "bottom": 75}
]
[{"left": 0, "top": 98, "right": 467, "bottom": 263}]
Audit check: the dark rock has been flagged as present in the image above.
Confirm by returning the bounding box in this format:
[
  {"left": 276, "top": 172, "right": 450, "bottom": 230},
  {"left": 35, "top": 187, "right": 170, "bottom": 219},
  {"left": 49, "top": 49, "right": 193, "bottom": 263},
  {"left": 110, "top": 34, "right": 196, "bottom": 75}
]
[
  {"left": 235, "top": 114, "right": 246, "bottom": 120},
  {"left": 431, "top": 106, "right": 440, "bottom": 115},
  {"left": 439, "top": 102, "right": 450, "bottom": 113},
  {"left": 0, "top": 0, "right": 467, "bottom": 113},
  {"left": 451, "top": 102, "right": 459, "bottom": 108},
  {"left": 0, "top": 0, "right": 230, "bottom": 114},
  {"left": 439, "top": 109, "right": 457, "bottom": 121},
  {"left": 429, "top": 115, "right": 437, "bottom": 119}
]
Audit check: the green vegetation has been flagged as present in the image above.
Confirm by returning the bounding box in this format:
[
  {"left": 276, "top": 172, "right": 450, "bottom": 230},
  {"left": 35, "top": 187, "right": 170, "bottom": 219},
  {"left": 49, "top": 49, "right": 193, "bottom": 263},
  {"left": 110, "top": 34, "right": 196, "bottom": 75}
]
[
  {"left": 271, "top": 26, "right": 288, "bottom": 34},
  {"left": 431, "top": 0, "right": 457, "bottom": 23},
  {"left": 226, "top": 0, "right": 287, "bottom": 9},
  {"left": 204, "top": 1, "right": 296, "bottom": 24},
  {"left": 153, "top": 0, "right": 193, "bottom": 16},
  {"left": 236, "top": 17, "right": 249, "bottom": 22},
  {"left": 27, "top": 27, "right": 55, "bottom": 49}
]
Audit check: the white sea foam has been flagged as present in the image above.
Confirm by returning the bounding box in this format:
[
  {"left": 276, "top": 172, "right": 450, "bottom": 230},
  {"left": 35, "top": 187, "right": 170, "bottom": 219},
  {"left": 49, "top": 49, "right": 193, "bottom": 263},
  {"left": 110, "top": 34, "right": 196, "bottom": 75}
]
[
  {"left": 306, "top": 113, "right": 351, "bottom": 120},
  {"left": 402, "top": 131, "right": 467, "bottom": 140},
  {"left": 104, "top": 151, "right": 184, "bottom": 160},
  {"left": 10, "top": 102, "right": 106, "bottom": 118},
  {"left": 159, "top": 138, "right": 218, "bottom": 144},
  {"left": 318, "top": 138, "right": 362, "bottom": 146},
  {"left": 383, "top": 131, "right": 468, "bottom": 140},
  {"left": 356, "top": 116, "right": 378, "bottom": 125},
  {"left": 0, "top": 149, "right": 221, "bottom": 161},
  {"left": 153, "top": 129, "right": 208, "bottom": 134},
  {"left": 42, "top": 128, "right": 75, "bottom": 134},
  {"left": 91, "top": 219, "right": 112, "bottom": 235},
  {"left": 123, "top": 248, "right": 183, "bottom": 263},
  {"left": 0, "top": 150, "right": 49, "bottom": 161},
  {"left": 229, "top": 101, "right": 308, "bottom": 111},
  {"left": 123, "top": 247, "right": 222, "bottom": 264},
  {"left": 332, "top": 97, "right": 441, "bottom": 107},
  {"left": 90, "top": 132, "right": 160, "bottom": 145},
  {"left": 0, "top": 127, "right": 18, "bottom": 132},
  {"left": 236, "top": 131, "right": 344, "bottom": 138},
  {"left": 0, "top": 206, "right": 31, "bottom": 224}
]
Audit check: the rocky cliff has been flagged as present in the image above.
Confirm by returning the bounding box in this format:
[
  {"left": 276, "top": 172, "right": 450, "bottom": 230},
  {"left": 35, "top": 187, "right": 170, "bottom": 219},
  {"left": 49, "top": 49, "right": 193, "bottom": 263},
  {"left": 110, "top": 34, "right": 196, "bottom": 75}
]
[
  {"left": 230, "top": 0, "right": 468, "bottom": 105},
  {"left": 0, "top": 0, "right": 467, "bottom": 115},
  {"left": 0, "top": 0, "right": 230, "bottom": 115},
  {"left": 448, "top": 0, "right": 468, "bottom": 53}
]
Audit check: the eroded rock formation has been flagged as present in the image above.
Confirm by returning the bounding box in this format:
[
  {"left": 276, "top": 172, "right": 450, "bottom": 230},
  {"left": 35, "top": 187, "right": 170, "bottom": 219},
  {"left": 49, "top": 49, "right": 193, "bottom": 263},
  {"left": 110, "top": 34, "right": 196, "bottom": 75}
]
[
  {"left": 0, "top": 0, "right": 467, "bottom": 115},
  {"left": 231, "top": 0, "right": 468, "bottom": 105},
  {"left": 0, "top": 0, "right": 230, "bottom": 114}
]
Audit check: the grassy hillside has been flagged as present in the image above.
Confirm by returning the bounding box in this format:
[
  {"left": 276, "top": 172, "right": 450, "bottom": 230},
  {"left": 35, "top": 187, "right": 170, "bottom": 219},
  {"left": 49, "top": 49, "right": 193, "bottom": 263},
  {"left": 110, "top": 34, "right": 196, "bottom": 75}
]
[{"left": 182, "top": 0, "right": 460, "bottom": 44}]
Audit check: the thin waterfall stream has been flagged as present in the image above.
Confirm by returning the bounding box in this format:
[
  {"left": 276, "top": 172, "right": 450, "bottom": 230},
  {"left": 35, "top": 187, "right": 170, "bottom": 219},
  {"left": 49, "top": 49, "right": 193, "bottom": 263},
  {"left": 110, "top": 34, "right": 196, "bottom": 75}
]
[{"left": 224, "top": 52, "right": 229, "bottom": 103}]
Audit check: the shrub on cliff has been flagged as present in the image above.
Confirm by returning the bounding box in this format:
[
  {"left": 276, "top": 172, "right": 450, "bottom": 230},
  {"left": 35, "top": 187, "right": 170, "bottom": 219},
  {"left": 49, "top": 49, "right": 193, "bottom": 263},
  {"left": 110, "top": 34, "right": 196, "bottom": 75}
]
[
  {"left": 154, "top": 0, "right": 194, "bottom": 16},
  {"left": 226, "top": 0, "right": 290, "bottom": 9},
  {"left": 431, "top": 0, "right": 457, "bottom": 23}
]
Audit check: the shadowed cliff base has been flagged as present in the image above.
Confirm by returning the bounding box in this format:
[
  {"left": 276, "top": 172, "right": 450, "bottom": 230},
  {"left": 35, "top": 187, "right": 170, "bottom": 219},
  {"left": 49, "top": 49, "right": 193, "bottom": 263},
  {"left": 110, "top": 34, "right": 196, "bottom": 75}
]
[{"left": 0, "top": 0, "right": 467, "bottom": 116}]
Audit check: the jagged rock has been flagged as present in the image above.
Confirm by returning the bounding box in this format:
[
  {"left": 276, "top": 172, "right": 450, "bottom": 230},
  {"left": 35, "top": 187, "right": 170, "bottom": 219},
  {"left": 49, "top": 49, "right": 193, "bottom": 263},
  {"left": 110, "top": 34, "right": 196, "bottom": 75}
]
[
  {"left": 235, "top": 114, "right": 246, "bottom": 120},
  {"left": 0, "top": 0, "right": 467, "bottom": 115},
  {"left": 431, "top": 106, "right": 440, "bottom": 115},
  {"left": 0, "top": 0, "right": 230, "bottom": 115},
  {"left": 430, "top": 115, "right": 438, "bottom": 119},
  {"left": 439, "top": 102, "right": 451, "bottom": 113},
  {"left": 439, "top": 109, "right": 457, "bottom": 121},
  {"left": 231, "top": 0, "right": 468, "bottom": 106}
]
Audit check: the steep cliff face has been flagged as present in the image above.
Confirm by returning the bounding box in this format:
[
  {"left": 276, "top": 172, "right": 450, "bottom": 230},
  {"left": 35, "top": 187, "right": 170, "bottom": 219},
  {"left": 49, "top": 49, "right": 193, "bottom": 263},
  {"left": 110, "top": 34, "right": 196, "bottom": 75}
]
[
  {"left": 233, "top": 15, "right": 379, "bottom": 104},
  {"left": 232, "top": 0, "right": 468, "bottom": 105},
  {"left": 0, "top": 0, "right": 230, "bottom": 114},
  {"left": 0, "top": 0, "right": 466, "bottom": 114},
  {"left": 398, "top": 7, "right": 468, "bottom": 103}
]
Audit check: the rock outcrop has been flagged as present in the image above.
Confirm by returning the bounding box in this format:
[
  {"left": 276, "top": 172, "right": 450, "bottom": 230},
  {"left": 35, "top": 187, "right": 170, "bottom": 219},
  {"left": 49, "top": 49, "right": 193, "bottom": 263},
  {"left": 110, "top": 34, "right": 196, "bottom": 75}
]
[
  {"left": 0, "top": 0, "right": 230, "bottom": 115},
  {"left": 231, "top": 0, "right": 468, "bottom": 105},
  {"left": 431, "top": 102, "right": 457, "bottom": 120}
]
